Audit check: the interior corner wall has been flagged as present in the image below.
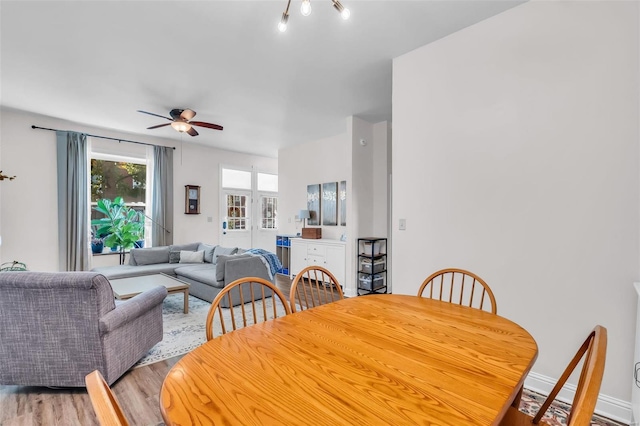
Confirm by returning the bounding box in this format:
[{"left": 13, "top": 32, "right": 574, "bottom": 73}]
[
  {"left": 372, "top": 121, "right": 389, "bottom": 238},
  {"left": 350, "top": 116, "right": 375, "bottom": 242},
  {"left": 392, "top": 0, "right": 637, "bottom": 413},
  {"left": 0, "top": 107, "right": 276, "bottom": 272}
]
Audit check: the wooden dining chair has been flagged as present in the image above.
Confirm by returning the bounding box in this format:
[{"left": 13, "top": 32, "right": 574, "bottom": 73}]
[
  {"left": 85, "top": 370, "right": 130, "bottom": 426},
  {"left": 418, "top": 268, "right": 497, "bottom": 314},
  {"left": 501, "top": 325, "right": 607, "bottom": 426},
  {"left": 206, "top": 276, "right": 291, "bottom": 340},
  {"left": 289, "top": 266, "right": 344, "bottom": 313}
]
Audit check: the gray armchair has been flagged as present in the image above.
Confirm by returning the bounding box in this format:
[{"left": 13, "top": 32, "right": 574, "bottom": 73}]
[{"left": 0, "top": 272, "right": 167, "bottom": 387}]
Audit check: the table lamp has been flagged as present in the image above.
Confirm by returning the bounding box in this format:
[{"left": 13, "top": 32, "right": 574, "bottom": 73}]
[{"left": 299, "top": 209, "right": 310, "bottom": 228}]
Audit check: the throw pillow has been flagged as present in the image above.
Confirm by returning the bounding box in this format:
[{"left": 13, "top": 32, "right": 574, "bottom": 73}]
[
  {"left": 169, "top": 242, "right": 200, "bottom": 253},
  {"left": 213, "top": 246, "right": 238, "bottom": 263},
  {"left": 131, "top": 246, "right": 170, "bottom": 266},
  {"left": 169, "top": 251, "right": 181, "bottom": 264},
  {"left": 215, "top": 253, "right": 252, "bottom": 282},
  {"left": 197, "top": 243, "right": 216, "bottom": 263},
  {"left": 180, "top": 250, "right": 205, "bottom": 264}
]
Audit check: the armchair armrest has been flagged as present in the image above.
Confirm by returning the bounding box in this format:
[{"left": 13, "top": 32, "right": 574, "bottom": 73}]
[
  {"left": 224, "top": 256, "right": 272, "bottom": 285},
  {"left": 99, "top": 286, "right": 167, "bottom": 334}
]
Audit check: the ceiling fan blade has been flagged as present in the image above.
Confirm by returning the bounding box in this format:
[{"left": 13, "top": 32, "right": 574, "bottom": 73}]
[
  {"left": 147, "top": 123, "right": 172, "bottom": 130},
  {"left": 137, "top": 110, "right": 172, "bottom": 121},
  {"left": 187, "top": 127, "right": 199, "bottom": 137},
  {"left": 169, "top": 109, "right": 183, "bottom": 120},
  {"left": 181, "top": 109, "right": 196, "bottom": 121},
  {"left": 190, "top": 121, "right": 223, "bottom": 131}
]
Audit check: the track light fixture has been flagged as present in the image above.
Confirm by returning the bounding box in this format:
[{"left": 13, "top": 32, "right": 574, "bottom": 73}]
[{"left": 278, "top": 0, "right": 349, "bottom": 32}]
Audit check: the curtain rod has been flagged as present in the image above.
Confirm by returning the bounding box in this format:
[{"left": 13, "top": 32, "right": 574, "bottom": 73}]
[{"left": 31, "top": 125, "right": 176, "bottom": 150}]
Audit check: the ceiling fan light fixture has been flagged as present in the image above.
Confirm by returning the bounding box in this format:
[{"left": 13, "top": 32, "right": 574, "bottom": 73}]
[
  {"left": 301, "top": 0, "right": 311, "bottom": 16},
  {"left": 171, "top": 121, "right": 192, "bottom": 133},
  {"left": 332, "top": 0, "right": 350, "bottom": 19}
]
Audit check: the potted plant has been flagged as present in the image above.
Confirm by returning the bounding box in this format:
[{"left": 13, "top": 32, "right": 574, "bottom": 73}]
[
  {"left": 91, "top": 197, "right": 145, "bottom": 264},
  {"left": 91, "top": 237, "right": 104, "bottom": 254}
]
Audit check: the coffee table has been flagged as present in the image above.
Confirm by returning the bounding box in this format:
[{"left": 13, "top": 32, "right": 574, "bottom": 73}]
[{"left": 110, "top": 273, "right": 190, "bottom": 313}]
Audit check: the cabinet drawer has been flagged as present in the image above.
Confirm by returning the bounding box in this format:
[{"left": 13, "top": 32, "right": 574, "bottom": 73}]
[
  {"left": 307, "top": 255, "right": 325, "bottom": 265},
  {"left": 306, "top": 244, "right": 326, "bottom": 257}
]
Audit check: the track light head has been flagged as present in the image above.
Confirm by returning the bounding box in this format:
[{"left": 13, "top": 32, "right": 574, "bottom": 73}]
[
  {"left": 332, "top": 0, "right": 350, "bottom": 19},
  {"left": 301, "top": 0, "right": 311, "bottom": 16},
  {"left": 278, "top": 12, "right": 289, "bottom": 32}
]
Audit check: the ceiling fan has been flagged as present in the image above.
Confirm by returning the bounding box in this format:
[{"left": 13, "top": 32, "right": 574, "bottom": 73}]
[{"left": 137, "top": 108, "right": 223, "bottom": 137}]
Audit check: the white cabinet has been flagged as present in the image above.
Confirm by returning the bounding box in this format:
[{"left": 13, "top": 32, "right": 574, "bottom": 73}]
[{"left": 290, "top": 239, "right": 346, "bottom": 287}]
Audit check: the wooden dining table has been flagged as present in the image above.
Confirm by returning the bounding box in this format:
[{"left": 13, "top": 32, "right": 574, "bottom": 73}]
[{"left": 160, "top": 294, "right": 538, "bottom": 425}]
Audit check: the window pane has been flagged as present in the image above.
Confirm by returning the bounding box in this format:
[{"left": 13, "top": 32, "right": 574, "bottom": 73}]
[
  {"left": 222, "top": 168, "right": 251, "bottom": 190},
  {"left": 91, "top": 159, "right": 146, "bottom": 204},
  {"left": 226, "top": 194, "right": 248, "bottom": 230},
  {"left": 257, "top": 173, "right": 278, "bottom": 192},
  {"left": 90, "top": 158, "right": 147, "bottom": 246},
  {"left": 260, "top": 196, "right": 278, "bottom": 230}
]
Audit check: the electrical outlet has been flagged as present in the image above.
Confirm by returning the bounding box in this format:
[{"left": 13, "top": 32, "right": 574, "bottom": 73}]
[
  {"left": 207, "top": 216, "right": 213, "bottom": 223},
  {"left": 399, "top": 219, "right": 406, "bottom": 230}
]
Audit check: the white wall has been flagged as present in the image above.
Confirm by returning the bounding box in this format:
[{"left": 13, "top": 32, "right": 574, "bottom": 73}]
[
  {"left": 0, "top": 107, "right": 277, "bottom": 271},
  {"left": 392, "top": 0, "right": 638, "bottom": 419}
]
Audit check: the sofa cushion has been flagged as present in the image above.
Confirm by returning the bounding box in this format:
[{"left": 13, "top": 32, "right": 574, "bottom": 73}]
[
  {"left": 130, "top": 246, "right": 170, "bottom": 266},
  {"left": 215, "top": 253, "right": 252, "bottom": 282},
  {"left": 92, "top": 263, "right": 178, "bottom": 279},
  {"left": 180, "top": 250, "right": 204, "bottom": 264},
  {"left": 213, "top": 246, "right": 238, "bottom": 263},
  {"left": 198, "top": 243, "right": 216, "bottom": 263},
  {"left": 169, "top": 251, "right": 181, "bottom": 264},
  {"left": 169, "top": 242, "right": 200, "bottom": 253},
  {"left": 175, "top": 264, "right": 219, "bottom": 287}
]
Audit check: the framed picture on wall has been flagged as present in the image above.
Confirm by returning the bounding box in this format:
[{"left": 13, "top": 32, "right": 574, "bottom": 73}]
[
  {"left": 339, "top": 180, "right": 346, "bottom": 226},
  {"left": 307, "top": 184, "right": 321, "bottom": 226},
  {"left": 322, "top": 182, "right": 338, "bottom": 226}
]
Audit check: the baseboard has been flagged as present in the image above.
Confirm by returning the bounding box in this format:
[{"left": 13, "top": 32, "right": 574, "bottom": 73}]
[{"left": 525, "top": 371, "right": 632, "bottom": 425}]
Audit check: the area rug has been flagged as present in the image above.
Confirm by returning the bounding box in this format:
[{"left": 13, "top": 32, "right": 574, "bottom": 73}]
[
  {"left": 134, "top": 293, "right": 289, "bottom": 367},
  {"left": 520, "top": 389, "right": 627, "bottom": 426}
]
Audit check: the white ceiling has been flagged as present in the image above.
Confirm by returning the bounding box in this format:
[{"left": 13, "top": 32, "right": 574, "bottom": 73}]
[{"left": 1, "top": 1, "right": 523, "bottom": 157}]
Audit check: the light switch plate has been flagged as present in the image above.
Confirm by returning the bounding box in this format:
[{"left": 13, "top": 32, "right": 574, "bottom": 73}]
[{"left": 399, "top": 219, "right": 406, "bottom": 230}]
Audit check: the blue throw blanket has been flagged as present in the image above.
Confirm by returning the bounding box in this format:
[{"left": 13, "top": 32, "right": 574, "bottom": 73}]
[{"left": 244, "top": 248, "right": 282, "bottom": 279}]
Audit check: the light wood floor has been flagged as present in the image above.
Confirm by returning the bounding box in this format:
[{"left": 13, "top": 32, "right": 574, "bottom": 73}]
[{"left": 0, "top": 275, "right": 300, "bottom": 426}]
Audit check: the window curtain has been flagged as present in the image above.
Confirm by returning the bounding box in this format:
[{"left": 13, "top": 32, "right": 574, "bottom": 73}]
[
  {"left": 151, "top": 146, "right": 173, "bottom": 246},
  {"left": 56, "top": 131, "right": 89, "bottom": 271}
]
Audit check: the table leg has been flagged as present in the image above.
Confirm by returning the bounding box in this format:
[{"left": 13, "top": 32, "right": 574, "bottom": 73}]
[{"left": 183, "top": 289, "right": 189, "bottom": 314}]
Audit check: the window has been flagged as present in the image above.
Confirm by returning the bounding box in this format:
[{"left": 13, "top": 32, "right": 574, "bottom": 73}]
[
  {"left": 260, "top": 196, "right": 278, "bottom": 229},
  {"left": 257, "top": 172, "right": 278, "bottom": 230},
  {"left": 90, "top": 156, "right": 147, "bottom": 246},
  {"left": 257, "top": 172, "right": 278, "bottom": 192},
  {"left": 226, "top": 194, "right": 248, "bottom": 230},
  {"left": 222, "top": 168, "right": 251, "bottom": 190}
]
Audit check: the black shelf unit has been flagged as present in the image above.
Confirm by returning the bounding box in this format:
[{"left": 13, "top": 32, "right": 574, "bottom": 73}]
[{"left": 357, "top": 237, "right": 387, "bottom": 295}]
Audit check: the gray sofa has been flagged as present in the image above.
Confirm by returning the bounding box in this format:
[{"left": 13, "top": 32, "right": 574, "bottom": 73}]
[
  {"left": 0, "top": 271, "right": 167, "bottom": 387},
  {"left": 91, "top": 242, "right": 274, "bottom": 307}
]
